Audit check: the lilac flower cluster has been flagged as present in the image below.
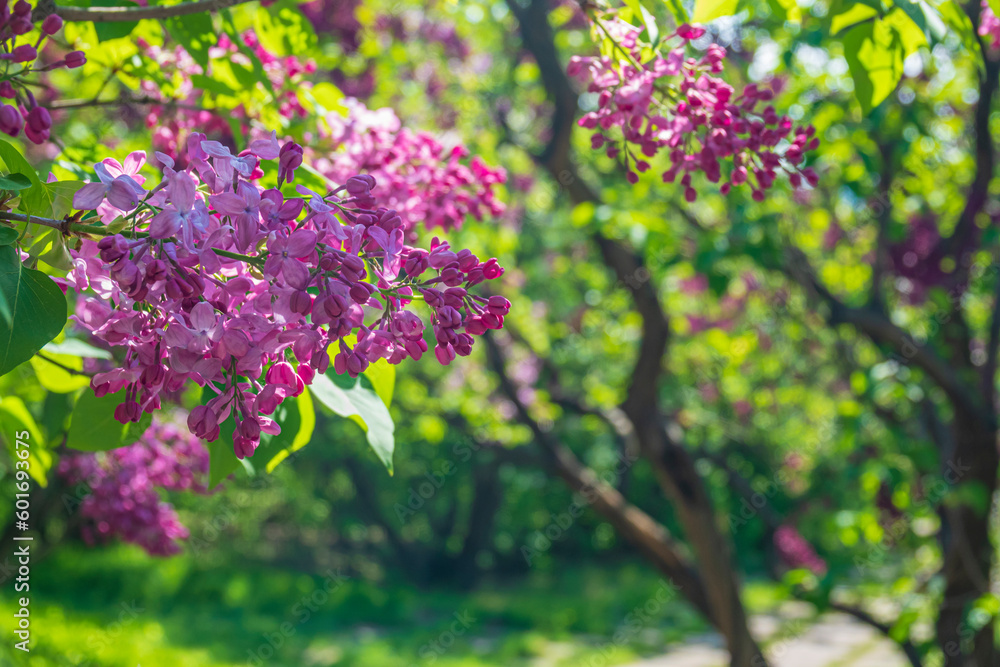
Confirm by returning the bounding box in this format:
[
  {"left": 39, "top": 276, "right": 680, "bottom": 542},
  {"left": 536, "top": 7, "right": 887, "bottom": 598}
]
[
  {"left": 135, "top": 31, "right": 506, "bottom": 235},
  {"left": 309, "top": 98, "right": 507, "bottom": 235},
  {"left": 773, "top": 524, "right": 827, "bottom": 575},
  {"left": 0, "top": 1, "right": 85, "bottom": 143},
  {"left": 981, "top": 0, "right": 1000, "bottom": 50},
  {"left": 568, "top": 19, "right": 818, "bottom": 200},
  {"left": 68, "top": 132, "right": 509, "bottom": 461},
  {"left": 58, "top": 417, "right": 209, "bottom": 556}
]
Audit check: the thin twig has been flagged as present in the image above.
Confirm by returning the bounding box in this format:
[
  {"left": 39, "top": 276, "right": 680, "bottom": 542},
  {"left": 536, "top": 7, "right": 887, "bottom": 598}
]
[
  {"left": 49, "top": 96, "right": 209, "bottom": 112},
  {"left": 52, "top": 0, "right": 256, "bottom": 23},
  {"left": 34, "top": 352, "right": 91, "bottom": 377}
]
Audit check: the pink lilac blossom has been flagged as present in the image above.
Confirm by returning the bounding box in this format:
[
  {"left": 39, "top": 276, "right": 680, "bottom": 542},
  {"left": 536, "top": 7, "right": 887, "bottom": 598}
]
[
  {"left": 139, "top": 30, "right": 506, "bottom": 234},
  {"left": 314, "top": 98, "right": 506, "bottom": 234},
  {"left": 138, "top": 30, "right": 315, "bottom": 157},
  {"left": 773, "top": 524, "right": 827, "bottom": 575},
  {"left": 980, "top": 0, "right": 1000, "bottom": 50},
  {"left": 68, "top": 134, "right": 509, "bottom": 462},
  {"left": 58, "top": 417, "right": 210, "bottom": 556},
  {"left": 888, "top": 214, "right": 946, "bottom": 304},
  {"left": 568, "top": 19, "right": 818, "bottom": 200},
  {"left": 0, "top": 1, "right": 85, "bottom": 144}
]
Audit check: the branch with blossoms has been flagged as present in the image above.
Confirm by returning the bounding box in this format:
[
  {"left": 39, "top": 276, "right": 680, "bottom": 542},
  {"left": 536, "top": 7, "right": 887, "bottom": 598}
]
[
  {"left": 46, "top": 0, "right": 256, "bottom": 23},
  {"left": 0, "top": 2, "right": 85, "bottom": 143},
  {"left": 568, "top": 12, "right": 818, "bottom": 200},
  {"left": 27, "top": 132, "right": 510, "bottom": 462}
]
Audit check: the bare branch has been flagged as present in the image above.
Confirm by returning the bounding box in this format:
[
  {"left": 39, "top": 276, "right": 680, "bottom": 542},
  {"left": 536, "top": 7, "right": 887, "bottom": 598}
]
[
  {"left": 483, "top": 333, "right": 716, "bottom": 622},
  {"left": 52, "top": 0, "right": 255, "bottom": 22},
  {"left": 781, "top": 246, "right": 989, "bottom": 424},
  {"left": 50, "top": 96, "right": 209, "bottom": 112},
  {"left": 827, "top": 602, "right": 924, "bottom": 667}
]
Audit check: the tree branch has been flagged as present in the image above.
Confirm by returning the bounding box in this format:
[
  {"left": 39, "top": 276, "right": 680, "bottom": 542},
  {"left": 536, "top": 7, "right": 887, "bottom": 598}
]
[
  {"left": 780, "top": 246, "right": 990, "bottom": 424},
  {"left": 827, "top": 602, "right": 924, "bottom": 667},
  {"left": 50, "top": 96, "right": 210, "bottom": 112},
  {"left": 51, "top": 0, "right": 255, "bottom": 22},
  {"left": 484, "top": 333, "right": 716, "bottom": 622},
  {"left": 926, "top": 21, "right": 1000, "bottom": 285},
  {"left": 984, "top": 267, "right": 1000, "bottom": 406}
]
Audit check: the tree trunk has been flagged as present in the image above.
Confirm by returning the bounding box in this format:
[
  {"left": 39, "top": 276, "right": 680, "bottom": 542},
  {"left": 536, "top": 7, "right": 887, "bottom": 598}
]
[
  {"left": 628, "top": 410, "right": 764, "bottom": 667},
  {"left": 935, "top": 407, "right": 998, "bottom": 667}
]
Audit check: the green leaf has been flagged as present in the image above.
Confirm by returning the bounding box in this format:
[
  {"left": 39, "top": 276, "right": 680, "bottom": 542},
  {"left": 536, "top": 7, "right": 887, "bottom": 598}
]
[
  {"left": 206, "top": 415, "right": 239, "bottom": 488},
  {"left": 199, "top": 387, "right": 239, "bottom": 487},
  {"left": 363, "top": 358, "right": 396, "bottom": 408},
  {"left": 65, "top": 388, "right": 150, "bottom": 452},
  {"left": 843, "top": 11, "right": 924, "bottom": 114},
  {"left": 0, "top": 226, "right": 18, "bottom": 246},
  {"left": 0, "top": 244, "right": 67, "bottom": 377},
  {"left": 892, "top": 0, "right": 946, "bottom": 40},
  {"left": 307, "top": 82, "right": 346, "bottom": 115},
  {"left": 40, "top": 391, "right": 73, "bottom": 448},
  {"left": 0, "top": 173, "right": 32, "bottom": 192},
  {"left": 828, "top": 0, "right": 879, "bottom": 34},
  {"left": 0, "top": 276, "right": 8, "bottom": 327},
  {"left": 42, "top": 337, "right": 112, "bottom": 360},
  {"left": 692, "top": 0, "right": 739, "bottom": 22},
  {"left": 30, "top": 353, "right": 90, "bottom": 393},
  {"left": 0, "top": 139, "right": 43, "bottom": 215},
  {"left": 254, "top": 1, "right": 318, "bottom": 56},
  {"left": 0, "top": 396, "right": 52, "bottom": 486},
  {"left": 662, "top": 0, "right": 691, "bottom": 23},
  {"left": 43, "top": 182, "right": 86, "bottom": 220},
  {"left": 939, "top": 0, "right": 985, "bottom": 72},
  {"left": 259, "top": 391, "right": 301, "bottom": 454},
  {"left": 123, "top": 410, "right": 153, "bottom": 447},
  {"left": 166, "top": 13, "right": 215, "bottom": 69},
  {"left": 310, "top": 371, "right": 396, "bottom": 474},
  {"left": 623, "top": 0, "right": 659, "bottom": 42},
  {"left": 26, "top": 228, "right": 73, "bottom": 271},
  {"left": 265, "top": 391, "right": 316, "bottom": 473},
  {"left": 90, "top": 0, "right": 140, "bottom": 41},
  {"left": 189, "top": 73, "right": 236, "bottom": 98},
  {"left": 768, "top": 0, "right": 802, "bottom": 23}
]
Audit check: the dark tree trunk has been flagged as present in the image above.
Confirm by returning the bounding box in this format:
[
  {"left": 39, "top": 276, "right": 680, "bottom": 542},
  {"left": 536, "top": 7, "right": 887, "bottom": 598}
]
[{"left": 935, "top": 407, "right": 998, "bottom": 667}]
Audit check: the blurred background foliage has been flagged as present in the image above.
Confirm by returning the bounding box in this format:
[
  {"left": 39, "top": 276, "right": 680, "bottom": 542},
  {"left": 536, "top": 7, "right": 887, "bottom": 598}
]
[{"left": 1, "top": 0, "right": 997, "bottom": 664}]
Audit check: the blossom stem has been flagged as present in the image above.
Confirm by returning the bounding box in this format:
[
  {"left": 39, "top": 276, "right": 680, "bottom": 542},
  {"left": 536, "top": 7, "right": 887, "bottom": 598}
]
[
  {"left": 0, "top": 211, "right": 265, "bottom": 266},
  {"left": 35, "top": 352, "right": 93, "bottom": 376},
  {"left": 49, "top": 0, "right": 256, "bottom": 23}
]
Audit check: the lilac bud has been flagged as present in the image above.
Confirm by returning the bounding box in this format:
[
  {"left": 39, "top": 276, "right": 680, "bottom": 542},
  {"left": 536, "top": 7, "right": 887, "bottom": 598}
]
[
  {"left": 487, "top": 296, "right": 511, "bottom": 317},
  {"left": 42, "top": 14, "right": 63, "bottom": 35},
  {"left": 11, "top": 45, "right": 36, "bottom": 63},
  {"left": 290, "top": 289, "right": 312, "bottom": 315},
  {"left": 65, "top": 51, "right": 86, "bottom": 68},
  {"left": 145, "top": 259, "right": 168, "bottom": 282},
  {"left": 349, "top": 282, "right": 374, "bottom": 304},
  {"left": 98, "top": 235, "right": 129, "bottom": 262},
  {"left": 481, "top": 258, "right": 504, "bottom": 280},
  {"left": 437, "top": 306, "right": 462, "bottom": 329},
  {"left": 27, "top": 106, "right": 51, "bottom": 132},
  {"left": 0, "top": 104, "right": 22, "bottom": 137},
  {"left": 238, "top": 418, "right": 261, "bottom": 441}
]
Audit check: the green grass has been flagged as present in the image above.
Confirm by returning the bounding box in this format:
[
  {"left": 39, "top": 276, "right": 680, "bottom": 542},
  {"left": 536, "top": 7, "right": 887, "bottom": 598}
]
[{"left": 0, "top": 544, "right": 786, "bottom": 666}]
